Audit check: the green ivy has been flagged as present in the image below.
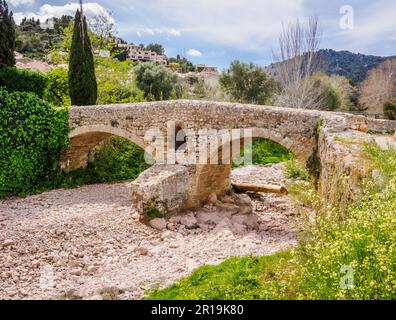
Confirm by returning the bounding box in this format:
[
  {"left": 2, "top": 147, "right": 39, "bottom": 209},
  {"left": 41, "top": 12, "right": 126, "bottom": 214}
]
[{"left": 0, "top": 88, "right": 69, "bottom": 197}]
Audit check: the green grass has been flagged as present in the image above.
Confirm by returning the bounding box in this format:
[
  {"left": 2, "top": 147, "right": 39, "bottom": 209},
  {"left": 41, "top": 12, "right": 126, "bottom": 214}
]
[
  {"left": 147, "top": 143, "right": 396, "bottom": 300},
  {"left": 233, "top": 139, "right": 292, "bottom": 168},
  {"left": 146, "top": 251, "right": 292, "bottom": 300}
]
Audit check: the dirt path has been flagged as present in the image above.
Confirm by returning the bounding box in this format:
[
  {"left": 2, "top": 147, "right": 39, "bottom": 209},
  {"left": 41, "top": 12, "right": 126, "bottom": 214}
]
[{"left": 0, "top": 164, "right": 297, "bottom": 300}]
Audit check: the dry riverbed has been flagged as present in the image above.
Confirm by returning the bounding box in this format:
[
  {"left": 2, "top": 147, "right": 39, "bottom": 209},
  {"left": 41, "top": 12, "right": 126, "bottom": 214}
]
[{"left": 0, "top": 164, "right": 297, "bottom": 300}]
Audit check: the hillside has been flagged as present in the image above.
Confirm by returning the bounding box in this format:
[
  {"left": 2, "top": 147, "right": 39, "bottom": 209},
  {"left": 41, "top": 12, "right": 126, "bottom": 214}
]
[{"left": 267, "top": 49, "right": 396, "bottom": 83}]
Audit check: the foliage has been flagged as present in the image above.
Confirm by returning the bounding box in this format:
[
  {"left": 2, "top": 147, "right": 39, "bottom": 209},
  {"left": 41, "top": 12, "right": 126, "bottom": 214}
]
[
  {"left": 45, "top": 67, "right": 70, "bottom": 106},
  {"left": 68, "top": 10, "right": 97, "bottom": 106},
  {"left": 383, "top": 99, "right": 396, "bottom": 120},
  {"left": 0, "top": 67, "right": 48, "bottom": 98},
  {"left": 148, "top": 144, "right": 396, "bottom": 300},
  {"left": 54, "top": 136, "right": 151, "bottom": 188},
  {"left": 168, "top": 55, "right": 196, "bottom": 73},
  {"left": 134, "top": 62, "right": 178, "bottom": 101},
  {"left": 234, "top": 139, "right": 292, "bottom": 168},
  {"left": 220, "top": 60, "right": 277, "bottom": 105},
  {"left": 95, "top": 57, "right": 144, "bottom": 104},
  {"left": 0, "top": 88, "right": 69, "bottom": 197},
  {"left": 145, "top": 43, "right": 165, "bottom": 55},
  {"left": 0, "top": 0, "right": 16, "bottom": 67},
  {"left": 283, "top": 158, "right": 310, "bottom": 181},
  {"left": 16, "top": 16, "right": 72, "bottom": 61},
  {"left": 146, "top": 252, "right": 292, "bottom": 300}
]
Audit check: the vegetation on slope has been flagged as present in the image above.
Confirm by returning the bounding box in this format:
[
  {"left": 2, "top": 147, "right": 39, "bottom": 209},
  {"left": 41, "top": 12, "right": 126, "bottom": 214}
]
[{"left": 147, "top": 144, "right": 396, "bottom": 300}]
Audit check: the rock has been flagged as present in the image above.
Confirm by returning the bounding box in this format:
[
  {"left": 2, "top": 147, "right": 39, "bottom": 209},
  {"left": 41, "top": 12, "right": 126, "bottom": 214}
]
[
  {"left": 70, "top": 269, "right": 82, "bottom": 276},
  {"left": 169, "top": 239, "right": 184, "bottom": 249},
  {"left": 136, "top": 246, "right": 150, "bottom": 256},
  {"left": 207, "top": 192, "right": 218, "bottom": 205},
  {"left": 161, "top": 230, "right": 176, "bottom": 240},
  {"left": 238, "top": 205, "right": 253, "bottom": 215},
  {"left": 86, "top": 265, "right": 97, "bottom": 273},
  {"left": 118, "top": 283, "right": 138, "bottom": 293},
  {"left": 149, "top": 218, "right": 167, "bottom": 231},
  {"left": 2, "top": 239, "right": 15, "bottom": 247},
  {"left": 213, "top": 218, "right": 233, "bottom": 234},
  {"left": 131, "top": 212, "right": 140, "bottom": 221},
  {"left": 88, "top": 294, "right": 103, "bottom": 300},
  {"left": 169, "top": 216, "right": 181, "bottom": 224},
  {"left": 196, "top": 211, "right": 221, "bottom": 225},
  {"left": 235, "top": 193, "right": 252, "bottom": 207},
  {"left": 180, "top": 213, "right": 197, "bottom": 229}
]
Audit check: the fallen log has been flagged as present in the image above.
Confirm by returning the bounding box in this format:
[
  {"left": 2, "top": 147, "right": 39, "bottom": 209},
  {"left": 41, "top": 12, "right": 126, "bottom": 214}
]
[{"left": 232, "top": 182, "right": 288, "bottom": 195}]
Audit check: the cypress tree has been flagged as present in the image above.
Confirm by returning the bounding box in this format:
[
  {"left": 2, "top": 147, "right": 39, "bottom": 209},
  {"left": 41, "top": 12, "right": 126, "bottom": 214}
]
[
  {"left": 68, "top": 9, "right": 97, "bottom": 105},
  {"left": 0, "top": 0, "right": 16, "bottom": 67}
]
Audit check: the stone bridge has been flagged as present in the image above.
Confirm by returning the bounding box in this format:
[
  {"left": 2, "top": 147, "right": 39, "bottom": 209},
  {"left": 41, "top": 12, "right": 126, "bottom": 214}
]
[{"left": 62, "top": 100, "right": 396, "bottom": 217}]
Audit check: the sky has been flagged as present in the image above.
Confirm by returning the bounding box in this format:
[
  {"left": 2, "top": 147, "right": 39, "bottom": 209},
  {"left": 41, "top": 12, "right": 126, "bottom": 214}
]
[{"left": 8, "top": 0, "right": 396, "bottom": 70}]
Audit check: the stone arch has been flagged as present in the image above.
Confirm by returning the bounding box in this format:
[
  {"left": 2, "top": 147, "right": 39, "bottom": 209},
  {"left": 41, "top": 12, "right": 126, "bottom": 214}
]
[
  {"left": 189, "top": 127, "right": 313, "bottom": 206},
  {"left": 61, "top": 125, "right": 150, "bottom": 173},
  {"left": 207, "top": 127, "right": 311, "bottom": 166}
]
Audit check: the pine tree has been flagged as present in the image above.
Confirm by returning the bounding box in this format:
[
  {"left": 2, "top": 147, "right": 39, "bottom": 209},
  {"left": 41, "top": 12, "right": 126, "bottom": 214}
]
[
  {"left": 0, "top": 0, "right": 16, "bottom": 67},
  {"left": 68, "top": 9, "right": 97, "bottom": 105}
]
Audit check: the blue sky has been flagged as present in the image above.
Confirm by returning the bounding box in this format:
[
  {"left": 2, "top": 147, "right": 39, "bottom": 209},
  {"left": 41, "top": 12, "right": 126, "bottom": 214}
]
[{"left": 8, "top": 0, "right": 396, "bottom": 70}]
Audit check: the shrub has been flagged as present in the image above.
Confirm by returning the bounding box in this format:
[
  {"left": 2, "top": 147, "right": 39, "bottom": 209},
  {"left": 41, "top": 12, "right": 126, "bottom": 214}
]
[
  {"left": 234, "top": 139, "right": 292, "bottom": 167},
  {"left": 134, "top": 62, "right": 178, "bottom": 101},
  {"left": 283, "top": 158, "right": 310, "bottom": 181},
  {"left": 45, "top": 67, "right": 71, "bottom": 107},
  {"left": 220, "top": 60, "right": 277, "bottom": 105},
  {"left": 0, "top": 88, "right": 69, "bottom": 197},
  {"left": 0, "top": 67, "right": 48, "bottom": 98},
  {"left": 383, "top": 99, "right": 396, "bottom": 120}
]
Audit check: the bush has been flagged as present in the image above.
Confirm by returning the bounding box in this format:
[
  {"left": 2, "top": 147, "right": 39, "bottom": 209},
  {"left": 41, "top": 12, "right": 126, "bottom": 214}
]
[
  {"left": 220, "top": 60, "right": 277, "bottom": 105},
  {"left": 383, "top": 99, "right": 396, "bottom": 120},
  {"left": 134, "top": 62, "right": 177, "bottom": 101},
  {"left": 283, "top": 158, "right": 310, "bottom": 181},
  {"left": 45, "top": 67, "right": 71, "bottom": 107},
  {"left": 233, "top": 139, "right": 292, "bottom": 167},
  {"left": 0, "top": 88, "right": 69, "bottom": 197},
  {"left": 0, "top": 67, "right": 48, "bottom": 98}
]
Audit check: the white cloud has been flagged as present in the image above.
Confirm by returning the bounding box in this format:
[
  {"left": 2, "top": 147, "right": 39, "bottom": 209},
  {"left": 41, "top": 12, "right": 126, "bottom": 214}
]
[
  {"left": 13, "top": 2, "right": 114, "bottom": 24},
  {"left": 131, "top": 0, "right": 305, "bottom": 52},
  {"left": 9, "top": 0, "right": 35, "bottom": 7},
  {"left": 186, "top": 49, "right": 202, "bottom": 57}
]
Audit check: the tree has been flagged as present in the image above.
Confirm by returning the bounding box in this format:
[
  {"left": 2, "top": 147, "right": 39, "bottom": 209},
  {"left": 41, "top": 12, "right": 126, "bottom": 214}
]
[
  {"left": 383, "top": 99, "right": 396, "bottom": 120},
  {"left": 359, "top": 59, "right": 396, "bottom": 116},
  {"left": 219, "top": 60, "right": 277, "bottom": 105},
  {"left": 0, "top": 0, "right": 16, "bottom": 67},
  {"left": 272, "top": 16, "right": 326, "bottom": 109},
  {"left": 68, "top": 9, "right": 97, "bottom": 106},
  {"left": 88, "top": 11, "right": 116, "bottom": 50},
  {"left": 45, "top": 67, "right": 71, "bottom": 107},
  {"left": 145, "top": 43, "right": 165, "bottom": 55},
  {"left": 134, "top": 62, "right": 177, "bottom": 101}
]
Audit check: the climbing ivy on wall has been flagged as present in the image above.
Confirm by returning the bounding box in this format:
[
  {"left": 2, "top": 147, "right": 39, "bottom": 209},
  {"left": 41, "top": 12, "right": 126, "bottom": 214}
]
[{"left": 0, "top": 88, "right": 69, "bottom": 197}]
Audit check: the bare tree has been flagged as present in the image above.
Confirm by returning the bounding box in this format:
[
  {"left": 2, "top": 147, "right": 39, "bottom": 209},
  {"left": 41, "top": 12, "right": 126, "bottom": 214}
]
[
  {"left": 359, "top": 59, "right": 396, "bottom": 116},
  {"left": 88, "top": 11, "right": 116, "bottom": 50},
  {"left": 272, "top": 16, "right": 327, "bottom": 109}
]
